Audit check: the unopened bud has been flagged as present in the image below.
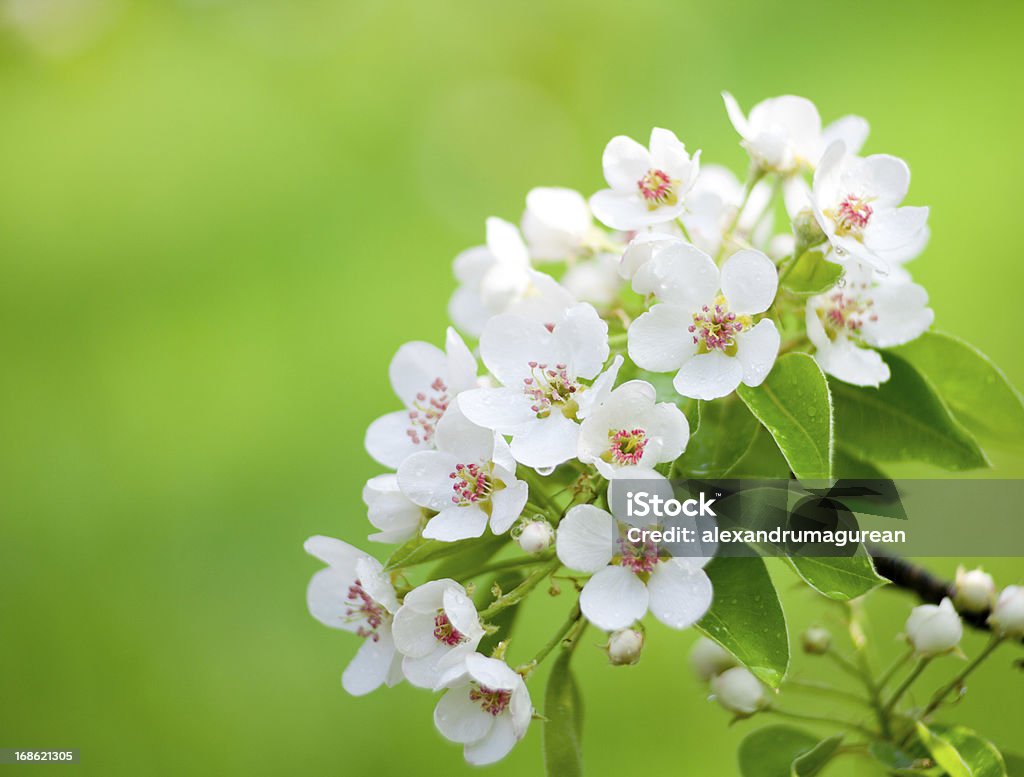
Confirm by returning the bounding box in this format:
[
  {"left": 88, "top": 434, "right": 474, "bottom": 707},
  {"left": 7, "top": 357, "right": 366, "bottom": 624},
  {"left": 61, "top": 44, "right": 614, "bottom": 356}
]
[
  {"left": 517, "top": 520, "right": 554, "bottom": 554},
  {"left": 711, "top": 667, "right": 766, "bottom": 716},
  {"left": 689, "top": 637, "right": 739, "bottom": 682},
  {"left": 906, "top": 598, "right": 962, "bottom": 657},
  {"left": 954, "top": 566, "right": 996, "bottom": 614},
  {"left": 989, "top": 586, "right": 1024, "bottom": 637},
  {"left": 801, "top": 626, "right": 832, "bottom": 655},
  {"left": 793, "top": 208, "right": 826, "bottom": 253},
  {"left": 607, "top": 628, "right": 644, "bottom": 665}
]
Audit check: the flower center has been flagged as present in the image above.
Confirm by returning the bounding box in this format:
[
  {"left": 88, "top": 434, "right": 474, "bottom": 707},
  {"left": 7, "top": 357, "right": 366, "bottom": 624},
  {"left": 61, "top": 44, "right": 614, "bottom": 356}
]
[
  {"left": 832, "top": 195, "right": 873, "bottom": 236},
  {"left": 522, "top": 362, "right": 582, "bottom": 420},
  {"left": 346, "top": 580, "right": 386, "bottom": 642},
  {"left": 449, "top": 462, "right": 494, "bottom": 506},
  {"left": 617, "top": 536, "right": 660, "bottom": 575},
  {"left": 433, "top": 612, "right": 468, "bottom": 647},
  {"left": 637, "top": 168, "right": 679, "bottom": 209},
  {"left": 817, "top": 290, "right": 877, "bottom": 339},
  {"left": 689, "top": 296, "right": 748, "bottom": 354},
  {"left": 608, "top": 428, "right": 648, "bottom": 466},
  {"left": 406, "top": 377, "right": 449, "bottom": 446},
  {"left": 469, "top": 683, "right": 512, "bottom": 716}
]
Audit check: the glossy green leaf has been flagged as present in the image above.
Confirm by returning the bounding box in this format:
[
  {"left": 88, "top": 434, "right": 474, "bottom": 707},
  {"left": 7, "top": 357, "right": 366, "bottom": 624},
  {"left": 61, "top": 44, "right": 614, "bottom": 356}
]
[
  {"left": 889, "top": 331, "right": 1024, "bottom": 447},
  {"left": 832, "top": 447, "right": 888, "bottom": 479},
  {"left": 831, "top": 352, "right": 989, "bottom": 471},
  {"left": 791, "top": 734, "right": 844, "bottom": 776},
  {"left": 1002, "top": 752, "right": 1024, "bottom": 777},
  {"left": 385, "top": 532, "right": 504, "bottom": 572},
  {"left": 737, "top": 353, "right": 832, "bottom": 480},
  {"left": 727, "top": 425, "right": 793, "bottom": 478},
  {"left": 781, "top": 249, "right": 843, "bottom": 295},
  {"left": 543, "top": 650, "right": 584, "bottom": 777},
  {"left": 917, "top": 723, "right": 1007, "bottom": 777},
  {"left": 675, "top": 396, "right": 760, "bottom": 477},
  {"left": 787, "top": 548, "right": 888, "bottom": 600},
  {"left": 738, "top": 726, "right": 818, "bottom": 777},
  {"left": 697, "top": 555, "right": 789, "bottom": 687}
]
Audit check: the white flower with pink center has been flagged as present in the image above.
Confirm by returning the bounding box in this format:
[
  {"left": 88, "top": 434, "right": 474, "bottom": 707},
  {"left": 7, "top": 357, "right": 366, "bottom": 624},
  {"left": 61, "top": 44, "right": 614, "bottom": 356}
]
[
  {"left": 628, "top": 248, "right": 781, "bottom": 400},
  {"left": 362, "top": 474, "right": 425, "bottom": 544},
  {"left": 392, "top": 579, "right": 486, "bottom": 689},
  {"left": 521, "top": 187, "right": 604, "bottom": 262},
  {"left": 555, "top": 504, "right": 713, "bottom": 631},
  {"left": 811, "top": 141, "right": 929, "bottom": 272},
  {"left": 459, "top": 303, "right": 621, "bottom": 471},
  {"left": 449, "top": 216, "right": 576, "bottom": 337},
  {"left": 578, "top": 380, "right": 690, "bottom": 479},
  {"left": 364, "top": 327, "right": 478, "bottom": 469},
  {"left": 589, "top": 128, "right": 700, "bottom": 231},
  {"left": 806, "top": 262, "right": 933, "bottom": 387},
  {"left": 397, "top": 404, "right": 528, "bottom": 542},
  {"left": 304, "top": 535, "right": 403, "bottom": 696},
  {"left": 434, "top": 653, "right": 533, "bottom": 765}
]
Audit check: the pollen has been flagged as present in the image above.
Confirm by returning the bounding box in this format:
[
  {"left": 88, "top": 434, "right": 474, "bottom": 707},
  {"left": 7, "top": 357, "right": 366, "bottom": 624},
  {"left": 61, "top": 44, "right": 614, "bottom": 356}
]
[
  {"left": 346, "top": 580, "right": 386, "bottom": 642},
  {"left": 433, "top": 612, "right": 468, "bottom": 647},
  {"left": 469, "top": 683, "right": 512, "bottom": 716},
  {"left": 832, "top": 194, "right": 873, "bottom": 236},
  {"left": 406, "top": 377, "right": 450, "bottom": 446},
  {"left": 522, "top": 362, "right": 582, "bottom": 419},
  {"left": 689, "top": 295, "right": 748, "bottom": 354},
  {"left": 608, "top": 428, "right": 648, "bottom": 466},
  {"left": 450, "top": 462, "right": 494, "bottom": 506},
  {"left": 637, "top": 168, "right": 679, "bottom": 209}
]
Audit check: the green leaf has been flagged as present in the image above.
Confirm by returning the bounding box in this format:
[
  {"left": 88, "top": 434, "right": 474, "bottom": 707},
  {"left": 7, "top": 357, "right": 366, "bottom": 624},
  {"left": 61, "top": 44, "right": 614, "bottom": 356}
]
[
  {"left": 1002, "top": 752, "right": 1024, "bottom": 777},
  {"left": 791, "top": 734, "right": 844, "bottom": 776},
  {"left": 543, "top": 650, "right": 584, "bottom": 777},
  {"left": 781, "top": 249, "right": 843, "bottom": 295},
  {"left": 728, "top": 425, "right": 793, "bottom": 478},
  {"left": 738, "top": 726, "right": 818, "bottom": 777},
  {"left": 917, "top": 723, "right": 1007, "bottom": 777},
  {"left": 787, "top": 548, "right": 888, "bottom": 601},
  {"left": 833, "top": 446, "right": 888, "bottom": 479},
  {"left": 675, "top": 396, "right": 760, "bottom": 478},
  {"left": 889, "top": 331, "right": 1024, "bottom": 448},
  {"left": 830, "top": 352, "right": 989, "bottom": 471},
  {"left": 697, "top": 555, "right": 789, "bottom": 687},
  {"left": 737, "top": 353, "right": 833, "bottom": 480},
  {"left": 870, "top": 740, "right": 941, "bottom": 775},
  {"left": 385, "top": 532, "right": 505, "bottom": 572}
]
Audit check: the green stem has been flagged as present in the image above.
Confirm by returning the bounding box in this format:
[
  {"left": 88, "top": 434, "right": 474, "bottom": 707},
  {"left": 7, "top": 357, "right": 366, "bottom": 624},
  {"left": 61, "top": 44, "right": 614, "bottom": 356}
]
[
  {"left": 459, "top": 554, "right": 553, "bottom": 581},
  {"left": 520, "top": 469, "right": 563, "bottom": 521},
  {"left": 882, "top": 658, "right": 931, "bottom": 715},
  {"left": 826, "top": 649, "right": 865, "bottom": 683},
  {"left": 854, "top": 648, "right": 892, "bottom": 739},
  {"left": 877, "top": 648, "right": 914, "bottom": 693},
  {"left": 920, "top": 636, "right": 1004, "bottom": 719},
  {"left": 479, "top": 558, "right": 561, "bottom": 620},
  {"left": 522, "top": 602, "right": 582, "bottom": 673},
  {"left": 765, "top": 708, "right": 876, "bottom": 739},
  {"left": 784, "top": 679, "right": 872, "bottom": 708},
  {"left": 714, "top": 168, "right": 765, "bottom": 262}
]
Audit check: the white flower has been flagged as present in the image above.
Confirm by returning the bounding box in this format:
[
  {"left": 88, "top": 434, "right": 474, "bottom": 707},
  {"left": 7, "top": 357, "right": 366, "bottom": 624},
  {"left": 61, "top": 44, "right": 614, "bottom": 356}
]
[
  {"left": 364, "top": 328, "right": 478, "bottom": 469},
  {"left": 516, "top": 518, "right": 554, "bottom": 554},
  {"left": 954, "top": 566, "right": 996, "bottom": 614},
  {"left": 989, "top": 586, "right": 1024, "bottom": 637},
  {"left": 304, "top": 535, "right": 403, "bottom": 696},
  {"left": 589, "top": 128, "right": 700, "bottom": 231},
  {"left": 606, "top": 628, "right": 644, "bottom": 665},
  {"left": 397, "top": 405, "right": 528, "bottom": 542},
  {"left": 906, "top": 597, "right": 963, "bottom": 657},
  {"left": 682, "top": 164, "right": 775, "bottom": 256},
  {"left": 628, "top": 248, "right": 780, "bottom": 400},
  {"left": 459, "top": 303, "right": 621, "bottom": 471},
  {"left": 434, "top": 653, "right": 533, "bottom": 765},
  {"left": 577, "top": 380, "right": 689, "bottom": 479},
  {"left": 690, "top": 637, "right": 739, "bottom": 682},
  {"left": 806, "top": 262, "right": 933, "bottom": 387},
  {"left": 811, "top": 141, "right": 929, "bottom": 272},
  {"left": 555, "top": 504, "right": 713, "bottom": 631},
  {"left": 362, "top": 474, "right": 425, "bottom": 544},
  {"left": 711, "top": 666, "right": 766, "bottom": 716},
  {"left": 449, "top": 217, "right": 575, "bottom": 336},
  {"left": 618, "top": 231, "right": 685, "bottom": 283},
  {"left": 392, "top": 579, "right": 485, "bottom": 689},
  {"left": 522, "top": 187, "right": 599, "bottom": 262},
  {"left": 562, "top": 252, "right": 624, "bottom": 308}
]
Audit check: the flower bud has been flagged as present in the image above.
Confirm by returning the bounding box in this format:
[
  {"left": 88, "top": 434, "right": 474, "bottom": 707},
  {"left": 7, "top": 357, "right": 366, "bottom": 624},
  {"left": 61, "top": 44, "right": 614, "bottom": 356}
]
[
  {"left": 989, "top": 586, "right": 1024, "bottom": 637},
  {"left": 689, "top": 637, "right": 739, "bottom": 682},
  {"left": 517, "top": 520, "right": 554, "bottom": 554},
  {"left": 801, "top": 626, "right": 832, "bottom": 655},
  {"left": 954, "top": 566, "right": 996, "bottom": 614},
  {"left": 606, "top": 628, "right": 644, "bottom": 665},
  {"left": 711, "top": 667, "right": 766, "bottom": 716},
  {"left": 906, "top": 598, "right": 963, "bottom": 657},
  {"left": 792, "top": 208, "right": 826, "bottom": 253}
]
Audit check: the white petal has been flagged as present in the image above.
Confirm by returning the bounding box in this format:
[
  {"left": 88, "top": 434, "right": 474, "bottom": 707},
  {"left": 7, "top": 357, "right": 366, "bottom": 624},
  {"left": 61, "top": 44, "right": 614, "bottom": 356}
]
[
  {"left": 720, "top": 249, "right": 778, "bottom": 314},
  {"left": 401, "top": 579, "right": 449, "bottom": 613},
  {"left": 342, "top": 630, "right": 397, "bottom": 696},
  {"left": 433, "top": 402, "right": 494, "bottom": 460},
  {"left": 673, "top": 351, "right": 744, "bottom": 400},
  {"left": 554, "top": 302, "right": 609, "bottom": 380},
  {"left": 397, "top": 450, "right": 461, "bottom": 511},
  {"left": 601, "top": 135, "right": 651, "bottom": 190},
  {"left": 509, "top": 414, "right": 579, "bottom": 469},
  {"left": 814, "top": 338, "right": 890, "bottom": 387},
  {"left": 843, "top": 154, "right": 909, "bottom": 207},
  {"left": 486, "top": 217, "right": 530, "bottom": 267},
  {"left": 389, "top": 341, "right": 447, "bottom": 407},
  {"left": 307, "top": 567, "right": 358, "bottom": 631},
  {"left": 435, "top": 685, "right": 496, "bottom": 744},
  {"left": 304, "top": 535, "right": 363, "bottom": 570},
  {"left": 619, "top": 231, "right": 684, "bottom": 280},
  {"left": 505, "top": 269, "right": 577, "bottom": 327},
  {"left": 650, "top": 402, "right": 690, "bottom": 461},
  {"left": 649, "top": 127, "right": 691, "bottom": 179},
  {"left": 859, "top": 283, "right": 933, "bottom": 348},
  {"left": 822, "top": 115, "right": 869, "bottom": 157},
  {"left": 722, "top": 91, "right": 751, "bottom": 138},
  {"left": 590, "top": 189, "right": 685, "bottom": 231},
  {"left": 355, "top": 557, "right": 399, "bottom": 613},
  {"left": 457, "top": 388, "right": 536, "bottom": 435},
  {"left": 445, "top": 328, "right": 478, "bottom": 393},
  {"left": 453, "top": 245, "right": 494, "bottom": 284},
  {"left": 580, "top": 566, "right": 649, "bottom": 631},
  {"left": 735, "top": 320, "right": 781, "bottom": 388},
  {"left": 392, "top": 606, "right": 439, "bottom": 657},
  {"left": 628, "top": 304, "right": 698, "bottom": 373},
  {"left": 633, "top": 241, "right": 720, "bottom": 308},
  {"left": 523, "top": 187, "right": 591, "bottom": 260},
  {"left": 489, "top": 479, "right": 528, "bottom": 535},
  {"left": 423, "top": 506, "right": 489, "bottom": 542},
  {"left": 464, "top": 715, "right": 518, "bottom": 765},
  {"left": 405, "top": 644, "right": 475, "bottom": 690},
  {"left": 365, "top": 410, "right": 428, "bottom": 469},
  {"left": 448, "top": 285, "right": 492, "bottom": 338},
  {"left": 479, "top": 313, "right": 566, "bottom": 387},
  {"left": 864, "top": 207, "right": 929, "bottom": 253},
  {"left": 813, "top": 141, "right": 846, "bottom": 205},
  {"left": 465, "top": 653, "right": 521, "bottom": 690},
  {"left": 556, "top": 504, "right": 616, "bottom": 573},
  {"left": 576, "top": 355, "right": 622, "bottom": 419},
  {"left": 647, "top": 561, "right": 714, "bottom": 629},
  {"left": 443, "top": 586, "right": 483, "bottom": 640}
]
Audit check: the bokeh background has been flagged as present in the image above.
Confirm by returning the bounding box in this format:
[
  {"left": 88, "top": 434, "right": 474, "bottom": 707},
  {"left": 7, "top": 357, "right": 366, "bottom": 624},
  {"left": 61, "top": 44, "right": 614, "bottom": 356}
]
[{"left": 1, "top": 1, "right": 1022, "bottom": 775}]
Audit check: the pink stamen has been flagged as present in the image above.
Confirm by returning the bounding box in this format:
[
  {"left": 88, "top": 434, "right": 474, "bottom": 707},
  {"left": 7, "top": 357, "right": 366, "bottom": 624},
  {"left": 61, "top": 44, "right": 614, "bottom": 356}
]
[
  {"left": 450, "top": 463, "right": 493, "bottom": 506},
  {"left": 346, "top": 580, "right": 385, "bottom": 642},
  {"left": 690, "top": 302, "right": 745, "bottom": 351},
  {"left": 609, "top": 428, "right": 648, "bottom": 466},
  {"left": 836, "top": 195, "right": 873, "bottom": 232},
  {"left": 406, "top": 376, "right": 449, "bottom": 445},
  {"left": 521, "top": 362, "right": 581, "bottom": 418},
  {"left": 469, "top": 683, "right": 512, "bottom": 716},
  {"left": 433, "top": 612, "right": 468, "bottom": 647},
  {"left": 617, "top": 537, "right": 659, "bottom": 575},
  {"left": 637, "top": 168, "right": 675, "bottom": 205}
]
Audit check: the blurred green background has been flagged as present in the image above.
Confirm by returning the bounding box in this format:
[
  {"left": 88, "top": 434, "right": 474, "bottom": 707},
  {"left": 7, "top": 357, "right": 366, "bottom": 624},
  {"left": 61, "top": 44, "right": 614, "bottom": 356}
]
[{"left": 1, "top": 1, "right": 1022, "bottom": 775}]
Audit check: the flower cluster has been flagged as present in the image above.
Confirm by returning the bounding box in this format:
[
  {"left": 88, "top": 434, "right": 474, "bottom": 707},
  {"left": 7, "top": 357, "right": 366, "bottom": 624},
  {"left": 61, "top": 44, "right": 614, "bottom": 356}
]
[{"left": 303, "top": 92, "right": 961, "bottom": 767}]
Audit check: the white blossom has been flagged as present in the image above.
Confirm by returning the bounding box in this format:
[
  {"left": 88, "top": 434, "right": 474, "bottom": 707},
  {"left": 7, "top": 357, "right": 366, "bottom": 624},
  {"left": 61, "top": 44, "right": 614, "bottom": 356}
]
[
  {"left": 690, "top": 637, "right": 739, "bottom": 682},
  {"left": 522, "top": 187, "right": 600, "bottom": 262},
  {"left": 711, "top": 666, "right": 766, "bottom": 716},
  {"left": 906, "top": 597, "right": 963, "bottom": 657},
  {"left": 989, "top": 586, "right": 1024, "bottom": 637},
  {"left": 606, "top": 628, "right": 644, "bottom": 665},
  {"left": 362, "top": 474, "right": 424, "bottom": 544},
  {"left": 954, "top": 566, "right": 996, "bottom": 614}
]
